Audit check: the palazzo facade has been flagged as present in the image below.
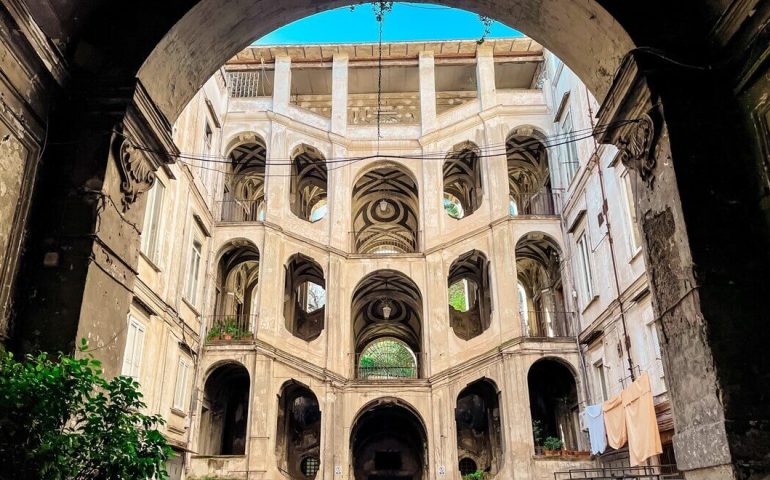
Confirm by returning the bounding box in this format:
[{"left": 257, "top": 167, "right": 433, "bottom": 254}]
[{"left": 121, "top": 38, "right": 672, "bottom": 479}]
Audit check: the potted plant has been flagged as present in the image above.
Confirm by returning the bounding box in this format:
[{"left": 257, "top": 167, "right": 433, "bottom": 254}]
[
  {"left": 222, "top": 317, "right": 239, "bottom": 340},
  {"left": 532, "top": 420, "right": 544, "bottom": 455},
  {"left": 543, "top": 436, "right": 563, "bottom": 456},
  {"left": 462, "top": 471, "right": 487, "bottom": 480},
  {"left": 206, "top": 323, "right": 223, "bottom": 342}
]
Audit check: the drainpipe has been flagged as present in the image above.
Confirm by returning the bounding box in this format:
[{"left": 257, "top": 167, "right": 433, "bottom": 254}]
[{"left": 584, "top": 85, "right": 636, "bottom": 384}]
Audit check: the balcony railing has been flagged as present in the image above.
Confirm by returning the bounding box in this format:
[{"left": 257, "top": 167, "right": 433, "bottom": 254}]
[
  {"left": 355, "top": 352, "right": 422, "bottom": 380},
  {"left": 510, "top": 189, "right": 563, "bottom": 216},
  {"left": 205, "top": 314, "right": 258, "bottom": 342},
  {"left": 554, "top": 465, "right": 682, "bottom": 480},
  {"left": 227, "top": 71, "right": 262, "bottom": 98},
  {"left": 522, "top": 311, "right": 576, "bottom": 338},
  {"left": 217, "top": 200, "right": 264, "bottom": 222}
]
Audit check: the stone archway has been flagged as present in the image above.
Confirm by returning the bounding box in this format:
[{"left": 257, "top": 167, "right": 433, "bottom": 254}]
[{"left": 6, "top": 2, "right": 770, "bottom": 479}]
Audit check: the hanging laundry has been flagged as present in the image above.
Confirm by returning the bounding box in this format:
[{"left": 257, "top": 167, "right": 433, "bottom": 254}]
[
  {"left": 622, "top": 372, "right": 662, "bottom": 466},
  {"left": 603, "top": 393, "right": 627, "bottom": 449},
  {"left": 585, "top": 403, "right": 607, "bottom": 454}
]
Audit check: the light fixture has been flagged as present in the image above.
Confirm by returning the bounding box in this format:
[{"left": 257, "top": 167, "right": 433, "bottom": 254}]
[
  {"left": 379, "top": 198, "right": 389, "bottom": 212},
  {"left": 381, "top": 299, "right": 392, "bottom": 320}
]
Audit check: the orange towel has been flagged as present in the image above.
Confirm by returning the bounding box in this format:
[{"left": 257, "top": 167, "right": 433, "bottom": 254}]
[
  {"left": 622, "top": 372, "right": 663, "bottom": 466},
  {"left": 602, "top": 393, "right": 627, "bottom": 449}
]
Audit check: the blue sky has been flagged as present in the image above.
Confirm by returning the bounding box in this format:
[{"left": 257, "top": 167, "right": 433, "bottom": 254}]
[{"left": 255, "top": 3, "right": 521, "bottom": 45}]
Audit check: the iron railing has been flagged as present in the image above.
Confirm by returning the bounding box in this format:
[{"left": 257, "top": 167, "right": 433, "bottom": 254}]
[
  {"left": 217, "top": 200, "right": 264, "bottom": 222},
  {"left": 205, "top": 314, "right": 257, "bottom": 341},
  {"left": 227, "top": 71, "right": 262, "bottom": 98},
  {"left": 522, "top": 311, "right": 576, "bottom": 338},
  {"left": 510, "top": 189, "right": 563, "bottom": 216},
  {"left": 355, "top": 352, "right": 421, "bottom": 380},
  {"left": 554, "top": 465, "right": 682, "bottom": 480}
]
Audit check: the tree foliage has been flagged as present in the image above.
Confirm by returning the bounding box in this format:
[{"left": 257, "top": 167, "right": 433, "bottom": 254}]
[{"left": 0, "top": 340, "right": 172, "bottom": 480}]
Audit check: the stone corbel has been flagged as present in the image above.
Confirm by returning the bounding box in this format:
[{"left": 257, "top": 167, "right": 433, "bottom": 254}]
[
  {"left": 111, "top": 125, "right": 156, "bottom": 211},
  {"left": 616, "top": 112, "right": 658, "bottom": 186}
]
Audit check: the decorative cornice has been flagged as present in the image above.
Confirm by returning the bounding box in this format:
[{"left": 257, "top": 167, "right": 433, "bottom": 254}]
[{"left": 616, "top": 114, "right": 657, "bottom": 186}]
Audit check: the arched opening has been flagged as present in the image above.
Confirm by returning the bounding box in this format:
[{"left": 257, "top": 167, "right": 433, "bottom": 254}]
[
  {"left": 221, "top": 137, "right": 267, "bottom": 222},
  {"left": 211, "top": 241, "right": 260, "bottom": 339},
  {"left": 290, "top": 144, "right": 328, "bottom": 222},
  {"left": 276, "top": 381, "right": 322, "bottom": 479},
  {"left": 448, "top": 250, "right": 491, "bottom": 340},
  {"left": 528, "top": 359, "right": 580, "bottom": 453},
  {"left": 352, "top": 270, "right": 422, "bottom": 378},
  {"left": 506, "top": 128, "right": 554, "bottom": 216},
  {"left": 515, "top": 233, "right": 571, "bottom": 337},
  {"left": 455, "top": 379, "right": 503, "bottom": 476},
  {"left": 443, "top": 142, "right": 482, "bottom": 219},
  {"left": 199, "top": 363, "right": 250, "bottom": 456},
  {"left": 284, "top": 254, "right": 326, "bottom": 341},
  {"left": 352, "top": 166, "right": 419, "bottom": 254},
  {"left": 350, "top": 400, "right": 427, "bottom": 480}
]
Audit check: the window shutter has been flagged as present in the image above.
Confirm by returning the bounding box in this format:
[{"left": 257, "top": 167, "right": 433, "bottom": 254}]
[
  {"left": 174, "top": 358, "right": 189, "bottom": 409},
  {"left": 131, "top": 323, "right": 145, "bottom": 380},
  {"left": 122, "top": 319, "right": 136, "bottom": 376}
]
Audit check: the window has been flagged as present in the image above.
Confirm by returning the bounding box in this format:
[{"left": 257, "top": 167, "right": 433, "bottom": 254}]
[
  {"left": 122, "top": 315, "right": 146, "bottom": 380},
  {"left": 620, "top": 170, "right": 642, "bottom": 255},
  {"left": 140, "top": 180, "right": 165, "bottom": 264},
  {"left": 593, "top": 359, "right": 608, "bottom": 401},
  {"left": 184, "top": 238, "right": 203, "bottom": 306},
  {"left": 575, "top": 233, "right": 594, "bottom": 305},
  {"left": 300, "top": 456, "right": 320, "bottom": 478},
  {"left": 560, "top": 109, "right": 579, "bottom": 185},
  {"left": 173, "top": 356, "right": 191, "bottom": 410}
]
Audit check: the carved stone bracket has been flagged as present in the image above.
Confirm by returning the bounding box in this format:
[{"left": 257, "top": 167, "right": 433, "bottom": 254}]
[
  {"left": 616, "top": 113, "right": 658, "bottom": 185},
  {"left": 111, "top": 125, "right": 156, "bottom": 211}
]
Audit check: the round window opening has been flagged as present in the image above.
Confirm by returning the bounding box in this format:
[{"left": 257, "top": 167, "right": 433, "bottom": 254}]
[
  {"left": 301, "top": 456, "right": 320, "bottom": 478},
  {"left": 459, "top": 458, "right": 478, "bottom": 476}
]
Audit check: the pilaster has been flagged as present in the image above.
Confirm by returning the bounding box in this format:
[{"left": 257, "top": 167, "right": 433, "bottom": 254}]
[
  {"left": 476, "top": 45, "right": 497, "bottom": 111},
  {"left": 419, "top": 51, "right": 437, "bottom": 134},
  {"left": 273, "top": 55, "right": 292, "bottom": 115},
  {"left": 331, "top": 54, "right": 349, "bottom": 135}
]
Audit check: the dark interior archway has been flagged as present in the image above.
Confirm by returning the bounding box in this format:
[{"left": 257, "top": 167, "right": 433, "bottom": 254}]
[
  {"left": 455, "top": 379, "right": 503, "bottom": 476},
  {"left": 276, "top": 381, "right": 322, "bottom": 479},
  {"left": 290, "top": 144, "right": 328, "bottom": 223},
  {"left": 443, "top": 142, "right": 483, "bottom": 219},
  {"left": 350, "top": 400, "right": 427, "bottom": 480},
  {"left": 212, "top": 240, "right": 260, "bottom": 338},
  {"left": 199, "top": 362, "right": 250, "bottom": 455},
  {"left": 447, "top": 250, "right": 491, "bottom": 340},
  {"left": 222, "top": 137, "right": 267, "bottom": 222},
  {"left": 506, "top": 128, "right": 553, "bottom": 216},
  {"left": 527, "top": 359, "right": 580, "bottom": 452}
]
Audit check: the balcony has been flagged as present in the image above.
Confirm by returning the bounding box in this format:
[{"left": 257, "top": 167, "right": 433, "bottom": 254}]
[
  {"left": 522, "top": 311, "right": 576, "bottom": 338},
  {"left": 510, "top": 189, "right": 563, "bottom": 217},
  {"left": 554, "top": 465, "right": 682, "bottom": 480},
  {"left": 217, "top": 200, "right": 264, "bottom": 223},
  {"left": 355, "top": 351, "right": 423, "bottom": 380},
  {"left": 205, "top": 314, "right": 258, "bottom": 343}
]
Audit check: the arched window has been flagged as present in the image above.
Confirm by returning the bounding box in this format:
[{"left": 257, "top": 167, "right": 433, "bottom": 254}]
[
  {"left": 290, "top": 144, "right": 328, "bottom": 222},
  {"left": 222, "top": 138, "right": 267, "bottom": 222},
  {"left": 358, "top": 338, "right": 417, "bottom": 379},
  {"left": 448, "top": 250, "right": 492, "bottom": 340},
  {"left": 284, "top": 254, "right": 326, "bottom": 341},
  {"left": 352, "top": 270, "right": 423, "bottom": 378},
  {"left": 211, "top": 241, "right": 260, "bottom": 339},
  {"left": 443, "top": 142, "right": 483, "bottom": 219},
  {"left": 352, "top": 166, "right": 419, "bottom": 254},
  {"left": 506, "top": 129, "right": 554, "bottom": 215},
  {"left": 516, "top": 233, "right": 570, "bottom": 337}
]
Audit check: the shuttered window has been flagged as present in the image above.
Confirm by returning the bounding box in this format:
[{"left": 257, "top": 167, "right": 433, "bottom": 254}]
[{"left": 122, "top": 316, "right": 146, "bottom": 380}]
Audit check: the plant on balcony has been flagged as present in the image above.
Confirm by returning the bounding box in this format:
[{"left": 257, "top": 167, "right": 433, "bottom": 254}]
[
  {"left": 206, "top": 323, "right": 224, "bottom": 341},
  {"left": 543, "top": 436, "right": 563, "bottom": 455},
  {"left": 208, "top": 316, "right": 251, "bottom": 342}
]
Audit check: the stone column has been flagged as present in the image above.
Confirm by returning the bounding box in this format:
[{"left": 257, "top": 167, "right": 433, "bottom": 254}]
[
  {"left": 273, "top": 55, "right": 292, "bottom": 115},
  {"left": 476, "top": 45, "right": 497, "bottom": 111},
  {"left": 595, "top": 53, "right": 769, "bottom": 479},
  {"left": 331, "top": 53, "right": 349, "bottom": 135},
  {"left": 12, "top": 83, "right": 176, "bottom": 378},
  {"left": 419, "top": 51, "right": 437, "bottom": 134}
]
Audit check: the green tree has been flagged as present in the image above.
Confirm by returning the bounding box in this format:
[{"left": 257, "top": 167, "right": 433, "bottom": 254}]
[{"left": 0, "top": 340, "right": 172, "bottom": 479}]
